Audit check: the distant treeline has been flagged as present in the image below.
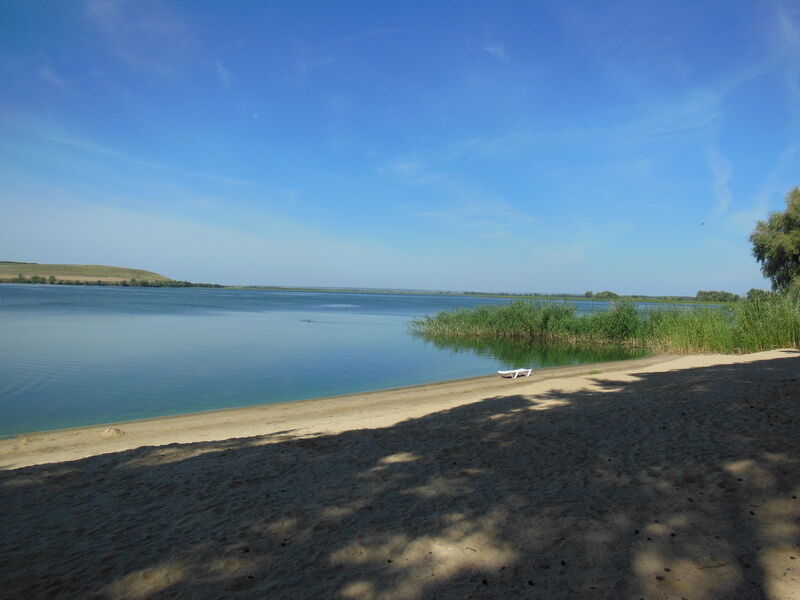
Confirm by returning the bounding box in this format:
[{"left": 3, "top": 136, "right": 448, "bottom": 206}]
[
  {"left": 695, "top": 290, "right": 740, "bottom": 302},
  {"left": 586, "top": 291, "right": 620, "bottom": 299},
  {"left": 464, "top": 290, "right": 697, "bottom": 302},
  {"left": 1, "top": 275, "right": 222, "bottom": 288},
  {"left": 587, "top": 290, "right": 746, "bottom": 302}
]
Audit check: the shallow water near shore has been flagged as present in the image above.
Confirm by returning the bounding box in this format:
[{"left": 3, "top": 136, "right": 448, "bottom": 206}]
[{"left": 0, "top": 285, "right": 648, "bottom": 435}]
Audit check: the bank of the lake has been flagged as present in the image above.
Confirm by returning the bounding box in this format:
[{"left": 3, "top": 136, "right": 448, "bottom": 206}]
[
  {"left": 0, "top": 285, "right": 649, "bottom": 435},
  {"left": 0, "top": 352, "right": 673, "bottom": 468}
]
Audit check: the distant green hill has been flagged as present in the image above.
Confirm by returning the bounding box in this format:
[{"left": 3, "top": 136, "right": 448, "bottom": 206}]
[{"left": 0, "top": 262, "right": 171, "bottom": 283}]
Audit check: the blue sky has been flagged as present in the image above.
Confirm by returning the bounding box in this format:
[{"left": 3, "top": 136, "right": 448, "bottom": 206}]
[{"left": 1, "top": 1, "right": 798, "bottom": 294}]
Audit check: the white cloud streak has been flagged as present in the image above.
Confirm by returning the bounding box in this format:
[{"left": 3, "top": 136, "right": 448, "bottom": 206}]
[
  {"left": 37, "top": 66, "right": 66, "bottom": 89},
  {"left": 708, "top": 146, "right": 733, "bottom": 219},
  {"left": 483, "top": 43, "right": 507, "bottom": 62},
  {"left": 42, "top": 131, "right": 251, "bottom": 186},
  {"left": 771, "top": 5, "right": 800, "bottom": 135},
  {"left": 725, "top": 4, "right": 800, "bottom": 233},
  {"left": 84, "top": 0, "right": 193, "bottom": 76},
  {"left": 294, "top": 56, "right": 335, "bottom": 80},
  {"left": 336, "top": 27, "right": 411, "bottom": 45},
  {"left": 214, "top": 61, "right": 232, "bottom": 87}
]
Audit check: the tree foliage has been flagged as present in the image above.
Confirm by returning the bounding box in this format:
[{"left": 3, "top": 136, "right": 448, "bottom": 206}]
[
  {"left": 750, "top": 187, "right": 800, "bottom": 290},
  {"left": 746, "top": 288, "right": 773, "bottom": 301},
  {"left": 695, "top": 290, "right": 739, "bottom": 302}
]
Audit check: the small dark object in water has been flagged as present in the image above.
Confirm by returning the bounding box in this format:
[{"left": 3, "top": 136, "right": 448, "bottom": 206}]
[{"left": 482, "top": 579, "right": 488, "bottom": 585}]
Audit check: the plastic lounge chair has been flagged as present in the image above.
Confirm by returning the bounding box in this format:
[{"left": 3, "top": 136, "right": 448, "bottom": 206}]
[{"left": 497, "top": 368, "right": 532, "bottom": 378}]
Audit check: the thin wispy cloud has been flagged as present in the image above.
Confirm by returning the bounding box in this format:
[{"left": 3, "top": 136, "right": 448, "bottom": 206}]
[
  {"left": 380, "top": 160, "right": 440, "bottom": 186},
  {"left": 382, "top": 130, "right": 541, "bottom": 177},
  {"left": 294, "top": 56, "right": 335, "bottom": 80},
  {"left": 708, "top": 147, "right": 733, "bottom": 219},
  {"left": 724, "top": 4, "right": 800, "bottom": 234},
  {"left": 727, "top": 141, "right": 799, "bottom": 234},
  {"left": 85, "top": 0, "right": 194, "bottom": 76},
  {"left": 214, "top": 61, "right": 232, "bottom": 87},
  {"left": 416, "top": 204, "right": 533, "bottom": 241},
  {"left": 383, "top": 155, "right": 537, "bottom": 241},
  {"left": 383, "top": 94, "right": 720, "bottom": 176},
  {"left": 378, "top": 141, "right": 533, "bottom": 237},
  {"left": 774, "top": 3, "right": 800, "bottom": 120},
  {"left": 37, "top": 67, "right": 66, "bottom": 89},
  {"left": 42, "top": 130, "right": 250, "bottom": 186},
  {"left": 620, "top": 95, "right": 723, "bottom": 144},
  {"left": 775, "top": 2, "right": 800, "bottom": 56},
  {"left": 336, "top": 27, "right": 410, "bottom": 45},
  {"left": 44, "top": 133, "right": 126, "bottom": 159},
  {"left": 483, "top": 43, "right": 507, "bottom": 62},
  {"left": 438, "top": 132, "right": 538, "bottom": 161},
  {"left": 139, "top": 159, "right": 250, "bottom": 186}
]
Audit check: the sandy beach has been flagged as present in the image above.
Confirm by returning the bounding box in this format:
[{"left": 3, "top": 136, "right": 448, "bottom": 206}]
[{"left": 1, "top": 349, "right": 799, "bottom": 599}]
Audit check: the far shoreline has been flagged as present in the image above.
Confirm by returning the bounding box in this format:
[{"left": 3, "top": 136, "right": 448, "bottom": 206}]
[{"left": 0, "top": 280, "right": 733, "bottom": 305}]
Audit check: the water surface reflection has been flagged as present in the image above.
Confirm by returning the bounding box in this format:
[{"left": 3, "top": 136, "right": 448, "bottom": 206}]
[{"left": 417, "top": 333, "right": 648, "bottom": 369}]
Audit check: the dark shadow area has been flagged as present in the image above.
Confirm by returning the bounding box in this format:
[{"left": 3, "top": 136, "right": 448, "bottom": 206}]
[{"left": 1, "top": 353, "right": 799, "bottom": 599}]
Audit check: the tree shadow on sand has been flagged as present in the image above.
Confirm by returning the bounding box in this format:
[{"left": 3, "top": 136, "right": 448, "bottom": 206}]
[{"left": 1, "top": 352, "right": 799, "bottom": 599}]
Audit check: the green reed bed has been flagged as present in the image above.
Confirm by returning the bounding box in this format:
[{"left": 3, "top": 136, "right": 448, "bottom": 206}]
[{"left": 411, "top": 297, "right": 800, "bottom": 354}]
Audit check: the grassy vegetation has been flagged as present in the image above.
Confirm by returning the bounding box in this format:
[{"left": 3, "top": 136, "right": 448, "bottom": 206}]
[
  {"left": 412, "top": 297, "right": 800, "bottom": 354},
  {"left": 0, "top": 262, "right": 171, "bottom": 282}
]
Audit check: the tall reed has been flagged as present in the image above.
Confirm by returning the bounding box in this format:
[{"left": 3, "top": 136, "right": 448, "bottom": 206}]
[{"left": 411, "top": 297, "right": 800, "bottom": 354}]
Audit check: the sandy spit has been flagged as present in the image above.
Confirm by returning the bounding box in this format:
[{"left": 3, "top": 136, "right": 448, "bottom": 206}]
[{"left": 1, "top": 350, "right": 798, "bottom": 599}]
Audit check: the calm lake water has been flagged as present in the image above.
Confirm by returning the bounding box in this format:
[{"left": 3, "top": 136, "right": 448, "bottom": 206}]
[{"left": 0, "top": 285, "right": 649, "bottom": 435}]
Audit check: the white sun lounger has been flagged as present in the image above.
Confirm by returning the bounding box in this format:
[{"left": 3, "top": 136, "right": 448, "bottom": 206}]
[{"left": 497, "top": 368, "right": 532, "bottom": 378}]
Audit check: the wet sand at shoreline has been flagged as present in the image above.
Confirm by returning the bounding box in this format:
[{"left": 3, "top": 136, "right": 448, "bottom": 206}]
[
  {"left": 2, "top": 349, "right": 799, "bottom": 599},
  {"left": 0, "top": 354, "right": 673, "bottom": 470}
]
